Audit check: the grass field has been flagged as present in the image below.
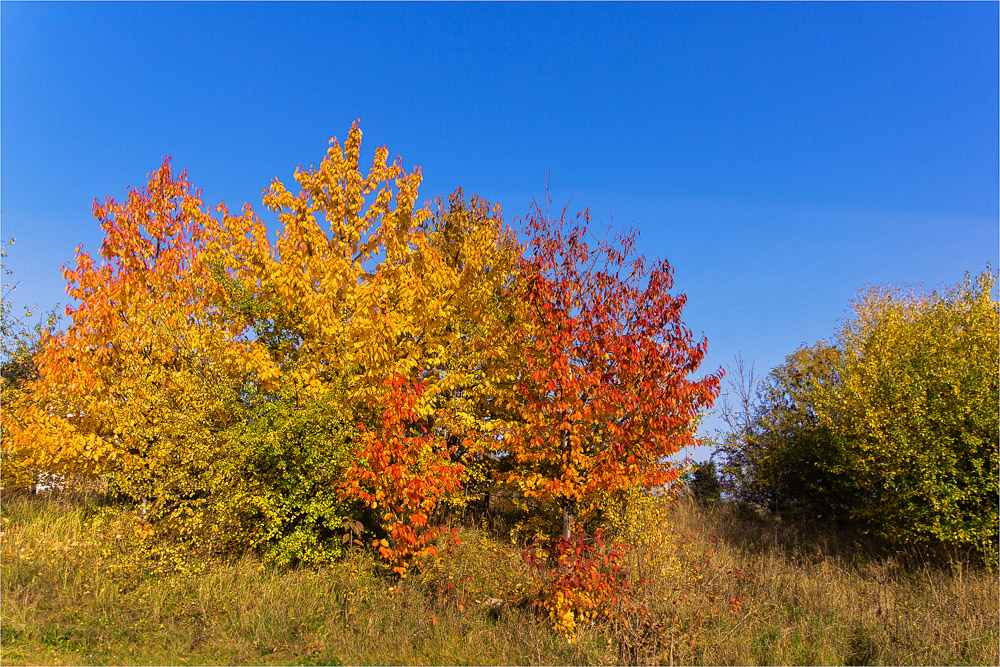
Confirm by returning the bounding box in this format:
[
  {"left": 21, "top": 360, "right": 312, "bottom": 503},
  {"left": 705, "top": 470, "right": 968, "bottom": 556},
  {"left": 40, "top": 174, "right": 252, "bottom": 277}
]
[{"left": 1, "top": 489, "right": 996, "bottom": 666}]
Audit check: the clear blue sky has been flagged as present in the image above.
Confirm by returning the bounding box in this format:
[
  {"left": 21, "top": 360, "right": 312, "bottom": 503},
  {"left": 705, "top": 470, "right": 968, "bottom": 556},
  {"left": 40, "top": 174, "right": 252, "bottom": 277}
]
[{"left": 3, "top": 2, "right": 997, "bottom": 455}]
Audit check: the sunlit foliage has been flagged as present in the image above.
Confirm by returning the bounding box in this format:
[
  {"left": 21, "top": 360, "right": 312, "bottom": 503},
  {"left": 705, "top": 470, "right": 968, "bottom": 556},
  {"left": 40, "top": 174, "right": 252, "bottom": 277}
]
[
  {"left": 5, "top": 123, "right": 720, "bottom": 592},
  {"left": 719, "top": 270, "right": 999, "bottom": 562},
  {"left": 502, "top": 201, "right": 721, "bottom": 539},
  {"left": 831, "top": 270, "right": 999, "bottom": 558}
]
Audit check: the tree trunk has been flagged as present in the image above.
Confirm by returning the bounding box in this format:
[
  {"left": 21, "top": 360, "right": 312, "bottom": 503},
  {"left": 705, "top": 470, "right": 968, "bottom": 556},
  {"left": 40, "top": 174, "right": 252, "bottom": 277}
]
[
  {"left": 561, "top": 501, "right": 575, "bottom": 540},
  {"left": 560, "top": 429, "right": 575, "bottom": 539}
]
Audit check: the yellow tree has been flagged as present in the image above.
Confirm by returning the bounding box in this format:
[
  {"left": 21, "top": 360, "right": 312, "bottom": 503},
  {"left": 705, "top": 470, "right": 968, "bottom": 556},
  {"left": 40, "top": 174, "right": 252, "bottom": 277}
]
[
  {"left": 829, "top": 269, "right": 999, "bottom": 559},
  {"left": 208, "top": 122, "right": 521, "bottom": 568}
]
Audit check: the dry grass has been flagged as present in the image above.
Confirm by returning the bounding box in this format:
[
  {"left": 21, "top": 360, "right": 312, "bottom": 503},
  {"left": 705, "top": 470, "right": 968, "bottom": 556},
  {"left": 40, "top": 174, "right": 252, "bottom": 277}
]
[
  {"left": 1, "top": 490, "right": 997, "bottom": 665},
  {"left": 659, "top": 500, "right": 999, "bottom": 666}
]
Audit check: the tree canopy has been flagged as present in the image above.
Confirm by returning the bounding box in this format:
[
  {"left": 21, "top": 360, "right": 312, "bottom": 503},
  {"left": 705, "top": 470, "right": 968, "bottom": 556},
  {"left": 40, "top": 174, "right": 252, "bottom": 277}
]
[{"left": 3, "top": 123, "right": 719, "bottom": 574}]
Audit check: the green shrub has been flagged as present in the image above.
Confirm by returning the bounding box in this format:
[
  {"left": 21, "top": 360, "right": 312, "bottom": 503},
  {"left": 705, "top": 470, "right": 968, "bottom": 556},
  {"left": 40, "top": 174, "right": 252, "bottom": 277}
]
[
  {"left": 719, "top": 269, "right": 999, "bottom": 563},
  {"left": 206, "top": 388, "right": 359, "bottom": 566}
]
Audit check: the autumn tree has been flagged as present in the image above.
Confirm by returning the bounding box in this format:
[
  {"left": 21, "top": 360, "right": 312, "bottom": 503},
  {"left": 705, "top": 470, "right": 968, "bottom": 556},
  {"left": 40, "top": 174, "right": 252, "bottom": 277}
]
[
  {"left": 829, "top": 270, "right": 999, "bottom": 559},
  {"left": 208, "top": 122, "right": 520, "bottom": 568},
  {"left": 5, "top": 162, "right": 239, "bottom": 499},
  {"left": 503, "top": 201, "right": 722, "bottom": 539},
  {"left": 5, "top": 161, "right": 356, "bottom": 564},
  {"left": 717, "top": 270, "right": 999, "bottom": 562},
  {"left": 0, "top": 239, "right": 61, "bottom": 492}
]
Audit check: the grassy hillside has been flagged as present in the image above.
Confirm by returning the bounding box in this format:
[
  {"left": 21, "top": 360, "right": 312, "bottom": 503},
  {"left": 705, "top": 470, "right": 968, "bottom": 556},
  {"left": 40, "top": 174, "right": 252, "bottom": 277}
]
[{"left": 1, "top": 490, "right": 996, "bottom": 666}]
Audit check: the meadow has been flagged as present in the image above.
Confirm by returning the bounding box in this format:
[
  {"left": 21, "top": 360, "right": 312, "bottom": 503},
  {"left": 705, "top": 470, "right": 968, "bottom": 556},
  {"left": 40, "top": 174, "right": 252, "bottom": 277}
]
[{"left": 2, "top": 487, "right": 996, "bottom": 666}]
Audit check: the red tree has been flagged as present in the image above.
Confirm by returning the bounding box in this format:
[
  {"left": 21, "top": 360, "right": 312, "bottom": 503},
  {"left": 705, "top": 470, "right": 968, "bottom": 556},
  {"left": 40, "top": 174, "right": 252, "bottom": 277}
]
[
  {"left": 504, "top": 202, "right": 722, "bottom": 538},
  {"left": 340, "top": 375, "right": 464, "bottom": 576}
]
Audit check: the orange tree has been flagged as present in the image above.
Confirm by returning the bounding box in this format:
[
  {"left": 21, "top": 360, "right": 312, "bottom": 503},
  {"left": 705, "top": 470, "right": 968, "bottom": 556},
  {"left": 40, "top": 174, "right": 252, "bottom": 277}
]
[
  {"left": 502, "top": 201, "right": 722, "bottom": 539},
  {"left": 0, "top": 161, "right": 316, "bottom": 562},
  {"left": 5, "top": 161, "right": 237, "bottom": 495}
]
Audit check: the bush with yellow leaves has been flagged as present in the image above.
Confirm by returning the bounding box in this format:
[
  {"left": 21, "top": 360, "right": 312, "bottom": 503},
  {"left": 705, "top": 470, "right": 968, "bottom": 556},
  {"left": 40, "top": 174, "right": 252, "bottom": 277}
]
[
  {"left": 603, "top": 481, "right": 748, "bottom": 661},
  {"left": 522, "top": 530, "right": 639, "bottom": 642}
]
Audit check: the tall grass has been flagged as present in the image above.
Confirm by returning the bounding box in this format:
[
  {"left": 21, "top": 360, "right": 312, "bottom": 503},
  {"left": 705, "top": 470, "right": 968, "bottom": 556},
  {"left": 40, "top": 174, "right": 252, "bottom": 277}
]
[
  {"left": 2, "top": 490, "right": 997, "bottom": 665},
  {"left": 1, "top": 492, "right": 606, "bottom": 665},
  {"left": 659, "top": 501, "right": 999, "bottom": 666}
]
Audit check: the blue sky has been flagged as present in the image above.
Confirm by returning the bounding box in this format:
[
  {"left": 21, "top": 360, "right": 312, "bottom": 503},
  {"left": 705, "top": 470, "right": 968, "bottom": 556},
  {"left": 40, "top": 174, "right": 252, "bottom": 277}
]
[{"left": 2, "top": 2, "right": 997, "bottom": 454}]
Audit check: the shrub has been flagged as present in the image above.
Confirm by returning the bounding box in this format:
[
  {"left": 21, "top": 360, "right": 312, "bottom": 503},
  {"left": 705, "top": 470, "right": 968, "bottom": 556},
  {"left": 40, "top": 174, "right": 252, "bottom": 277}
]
[
  {"left": 688, "top": 459, "right": 722, "bottom": 504},
  {"left": 830, "top": 269, "right": 998, "bottom": 559},
  {"left": 718, "top": 270, "right": 999, "bottom": 563},
  {"left": 522, "top": 531, "right": 638, "bottom": 642},
  {"left": 717, "top": 343, "right": 846, "bottom": 518},
  {"left": 207, "top": 388, "right": 357, "bottom": 566}
]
